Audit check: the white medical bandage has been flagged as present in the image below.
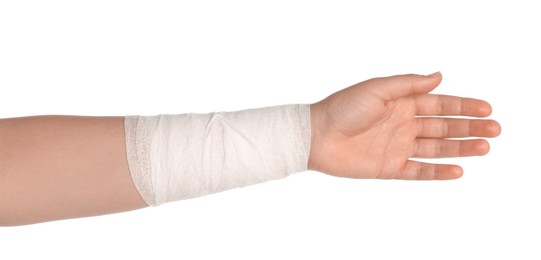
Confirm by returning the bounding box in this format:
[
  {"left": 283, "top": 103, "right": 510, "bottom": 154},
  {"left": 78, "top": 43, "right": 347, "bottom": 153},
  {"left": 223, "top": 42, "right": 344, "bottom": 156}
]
[{"left": 124, "top": 104, "right": 311, "bottom": 206}]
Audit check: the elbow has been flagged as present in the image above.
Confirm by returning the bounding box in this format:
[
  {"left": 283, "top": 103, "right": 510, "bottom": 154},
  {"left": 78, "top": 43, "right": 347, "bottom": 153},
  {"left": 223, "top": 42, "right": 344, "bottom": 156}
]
[
  {"left": 0, "top": 191, "right": 27, "bottom": 227},
  {"left": 0, "top": 200, "right": 42, "bottom": 227},
  {"left": 0, "top": 217, "right": 26, "bottom": 227},
  {"left": 0, "top": 172, "right": 37, "bottom": 227}
]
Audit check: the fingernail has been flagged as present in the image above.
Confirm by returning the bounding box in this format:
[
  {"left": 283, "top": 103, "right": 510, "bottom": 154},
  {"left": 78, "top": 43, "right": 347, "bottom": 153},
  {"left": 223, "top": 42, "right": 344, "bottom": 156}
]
[{"left": 428, "top": 71, "right": 441, "bottom": 77}]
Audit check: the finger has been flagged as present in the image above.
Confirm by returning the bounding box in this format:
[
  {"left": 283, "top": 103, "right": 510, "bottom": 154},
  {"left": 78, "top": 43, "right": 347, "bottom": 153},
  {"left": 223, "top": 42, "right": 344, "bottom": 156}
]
[
  {"left": 416, "top": 118, "right": 501, "bottom": 138},
  {"left": 413, "top": 138, "right": 490, "bottom": 158},
  {"left": 398, "top": 160, "right": 463, "bottom": 180},
  {"left": 415, "top": 94, "right": 492, "bottom": 117},
  {"left": 366, "top": 72, "right": 442, "bottom": 101}
]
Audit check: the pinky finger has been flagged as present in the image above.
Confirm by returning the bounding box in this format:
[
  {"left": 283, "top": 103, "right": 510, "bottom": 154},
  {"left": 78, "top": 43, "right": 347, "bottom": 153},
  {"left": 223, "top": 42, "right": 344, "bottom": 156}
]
[{"left": 398, "top": 160, "right": 464, "bottom": 180}]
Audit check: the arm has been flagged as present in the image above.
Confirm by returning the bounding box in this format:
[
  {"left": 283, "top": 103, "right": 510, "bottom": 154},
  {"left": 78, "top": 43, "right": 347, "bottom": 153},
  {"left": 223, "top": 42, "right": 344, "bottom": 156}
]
[
  {"left": 0, "top": 72, "right": 501, "bottom": 226},
  {"left": 0, "top": 116, "right": 146, "bottom": 226}
]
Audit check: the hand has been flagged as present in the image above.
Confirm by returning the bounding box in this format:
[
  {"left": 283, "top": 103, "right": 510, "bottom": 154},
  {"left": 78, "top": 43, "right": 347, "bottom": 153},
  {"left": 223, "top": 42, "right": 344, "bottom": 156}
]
[{"left": 308, "top": 72, "right": 501, "bottom": 180}]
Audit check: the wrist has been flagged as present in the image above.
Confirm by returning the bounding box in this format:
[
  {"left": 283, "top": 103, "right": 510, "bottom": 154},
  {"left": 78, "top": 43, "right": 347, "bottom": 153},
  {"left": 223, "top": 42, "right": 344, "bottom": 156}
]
[{"left": 308, "top": 102, "right": 323, "bottom": 171}]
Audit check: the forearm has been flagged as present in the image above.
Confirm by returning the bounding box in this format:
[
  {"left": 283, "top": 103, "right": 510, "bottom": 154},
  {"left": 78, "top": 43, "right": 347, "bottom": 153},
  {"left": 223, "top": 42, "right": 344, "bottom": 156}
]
[
  {"left": 0, "top": 104, "right": 311, "bottom": 226},
  {"left": 124, "top": 104, "right": 310, "bottom": 206},
  {"left": 307, "top": 101, "right": 325, "bottom": 172},
  {"left": 0, "top": 116, "right": 146, "bottom": 226}
]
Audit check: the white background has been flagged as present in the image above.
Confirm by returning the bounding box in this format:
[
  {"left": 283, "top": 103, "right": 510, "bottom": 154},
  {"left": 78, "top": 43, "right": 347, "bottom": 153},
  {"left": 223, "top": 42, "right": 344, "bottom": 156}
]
[{"left": 1, "top": 1, "right": 539, "bottom": 259}]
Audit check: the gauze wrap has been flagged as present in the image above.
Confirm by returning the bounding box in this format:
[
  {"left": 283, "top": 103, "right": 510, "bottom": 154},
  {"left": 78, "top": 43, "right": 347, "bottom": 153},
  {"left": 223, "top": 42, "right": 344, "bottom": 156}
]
[{"left": 124, "top": 104, "right": 311, "bottom": 206}]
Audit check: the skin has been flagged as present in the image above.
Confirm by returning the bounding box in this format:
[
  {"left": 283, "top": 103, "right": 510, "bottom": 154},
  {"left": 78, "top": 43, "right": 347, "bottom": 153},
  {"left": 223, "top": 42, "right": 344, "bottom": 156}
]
[
  {"left": 308, "top": 72, "right": 501, "bottom": 179},
  {"left": 0, "top": 72, "right": 501, "bottom": 226},
  {"left": 0, "top": 116, "right": 147, "bottom": 226}
]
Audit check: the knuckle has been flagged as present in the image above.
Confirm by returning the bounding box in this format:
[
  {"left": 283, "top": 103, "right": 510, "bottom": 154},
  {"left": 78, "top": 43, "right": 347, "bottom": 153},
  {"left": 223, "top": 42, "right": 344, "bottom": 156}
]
[
  {"left": 441, "top": 119, "right": 449, "bottom": 137},
  {"left": 436, "top": 97, "right": 444, "bottom": 115},
  {"left": 434, "top": 140, "right": 444, "bottom": 156}
]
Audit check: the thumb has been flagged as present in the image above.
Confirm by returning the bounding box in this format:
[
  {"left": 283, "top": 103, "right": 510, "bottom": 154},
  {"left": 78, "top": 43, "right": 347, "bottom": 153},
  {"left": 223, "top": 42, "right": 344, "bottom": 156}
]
[{"left": 367, "top": 72, "right": 442, "bottom": 101}]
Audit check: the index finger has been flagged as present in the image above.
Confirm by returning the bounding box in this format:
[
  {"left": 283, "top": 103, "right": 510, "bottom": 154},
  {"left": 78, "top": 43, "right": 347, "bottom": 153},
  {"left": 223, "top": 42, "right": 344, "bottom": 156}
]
[{"left": 414, "top": 94, "right": 493, "bottom": 117}]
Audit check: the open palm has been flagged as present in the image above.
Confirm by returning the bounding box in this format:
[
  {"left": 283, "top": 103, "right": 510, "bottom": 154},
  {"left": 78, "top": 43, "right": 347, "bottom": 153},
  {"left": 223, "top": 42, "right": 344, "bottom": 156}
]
[{"left": 308, "top": 73, "right": 501, "bottom": 180}]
